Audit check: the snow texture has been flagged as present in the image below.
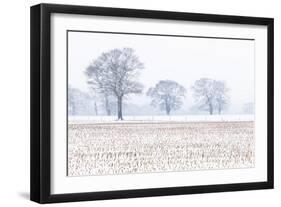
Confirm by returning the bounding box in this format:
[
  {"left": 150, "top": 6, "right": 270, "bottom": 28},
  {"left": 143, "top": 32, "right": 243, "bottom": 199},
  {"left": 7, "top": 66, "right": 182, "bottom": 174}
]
[{"left": 68, "top": 119, "right": 254, "bottom": 176}]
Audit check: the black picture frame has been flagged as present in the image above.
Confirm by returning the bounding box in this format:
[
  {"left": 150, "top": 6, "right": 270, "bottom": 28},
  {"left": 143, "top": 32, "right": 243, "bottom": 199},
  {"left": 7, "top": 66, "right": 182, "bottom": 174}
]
[{"left": 30, "top": 3, "right": 274, "bottom": 204}]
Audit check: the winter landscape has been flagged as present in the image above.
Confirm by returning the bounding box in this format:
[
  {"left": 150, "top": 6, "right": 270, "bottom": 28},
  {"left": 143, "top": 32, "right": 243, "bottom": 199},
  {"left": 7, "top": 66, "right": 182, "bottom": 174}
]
[{"left": 67, "top": 31, "right": 255, "bottom": 176}]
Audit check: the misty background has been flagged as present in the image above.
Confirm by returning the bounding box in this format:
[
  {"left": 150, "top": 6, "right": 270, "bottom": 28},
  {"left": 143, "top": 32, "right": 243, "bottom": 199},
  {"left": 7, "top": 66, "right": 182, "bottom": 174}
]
[{"left": 68, "top": 31, "right": 255, "bottom": 116}]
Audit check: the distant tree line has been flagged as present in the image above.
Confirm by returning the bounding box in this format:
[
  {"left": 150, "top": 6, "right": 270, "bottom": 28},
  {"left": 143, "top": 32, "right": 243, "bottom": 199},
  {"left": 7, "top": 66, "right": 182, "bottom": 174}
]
[
  {"left": 68, "top": 47, "right": 253, "bottom": 119},
  {"left": 68, "top": 86, "right": 98, "bottom": 116}
]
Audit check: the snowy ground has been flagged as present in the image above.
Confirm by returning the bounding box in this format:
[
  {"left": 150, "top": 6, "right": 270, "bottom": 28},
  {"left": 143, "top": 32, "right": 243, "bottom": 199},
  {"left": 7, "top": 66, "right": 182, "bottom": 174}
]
[{"left": 68, "top": 120, "right": 255, "bottom": 176}]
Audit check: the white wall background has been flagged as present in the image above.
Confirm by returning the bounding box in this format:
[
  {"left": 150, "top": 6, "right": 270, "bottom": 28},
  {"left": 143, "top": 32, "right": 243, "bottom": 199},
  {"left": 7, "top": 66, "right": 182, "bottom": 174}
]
[{"left": 0, "top": 0, "right": 279, "bottom": 206}]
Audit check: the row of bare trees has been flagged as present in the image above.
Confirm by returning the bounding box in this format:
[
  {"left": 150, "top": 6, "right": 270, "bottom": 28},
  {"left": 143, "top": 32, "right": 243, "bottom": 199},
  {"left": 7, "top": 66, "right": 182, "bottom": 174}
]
[
  {"left": 146, "top": 79, "right": 229, "bottom": 116},
  {"left": 68, "top": 86, "right": 99, "bottom": 116},
  {"left": 77, "top": 47, "right": 230, "bottom": 120},
  {"left": 68, "top": 87, "right": 117, "bottom": 116}
]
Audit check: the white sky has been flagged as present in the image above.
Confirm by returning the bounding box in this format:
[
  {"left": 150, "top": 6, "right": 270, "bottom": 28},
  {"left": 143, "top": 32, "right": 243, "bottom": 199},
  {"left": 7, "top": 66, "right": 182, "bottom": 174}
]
[{"left": 68, "top": 31, "right": 255, "bottom": 113}]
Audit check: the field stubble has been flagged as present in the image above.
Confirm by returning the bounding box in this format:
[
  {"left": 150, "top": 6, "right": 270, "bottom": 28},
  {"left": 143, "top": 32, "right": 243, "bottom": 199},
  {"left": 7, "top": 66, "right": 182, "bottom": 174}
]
[{"left": 68, "top": 121, "right": 254, "bottom": 176}]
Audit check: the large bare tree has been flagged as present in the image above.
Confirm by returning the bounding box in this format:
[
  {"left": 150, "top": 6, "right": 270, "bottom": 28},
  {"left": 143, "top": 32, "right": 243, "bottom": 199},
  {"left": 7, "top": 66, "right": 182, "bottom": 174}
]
[
  {"left": 192, "top": 78, "right": 229, "bottom": 114},
  {"left": 147, "top": 80, "right": 186, "bottom": 115},
  {"left": 85, "top": 48, "right": 144, "bottom": 120}
]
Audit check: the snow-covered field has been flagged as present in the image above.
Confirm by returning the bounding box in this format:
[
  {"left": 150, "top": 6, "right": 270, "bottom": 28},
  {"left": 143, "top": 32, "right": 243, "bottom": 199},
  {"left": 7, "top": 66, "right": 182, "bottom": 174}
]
[{"left": 68, "top": 120, "right": 255, "bottom": 176}]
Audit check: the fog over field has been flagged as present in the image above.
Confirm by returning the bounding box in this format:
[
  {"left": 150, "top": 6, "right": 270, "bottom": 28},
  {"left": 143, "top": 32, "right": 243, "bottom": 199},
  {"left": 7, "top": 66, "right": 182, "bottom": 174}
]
[{"left": 68, "top": 31, "right": 255, "bottom": 115}]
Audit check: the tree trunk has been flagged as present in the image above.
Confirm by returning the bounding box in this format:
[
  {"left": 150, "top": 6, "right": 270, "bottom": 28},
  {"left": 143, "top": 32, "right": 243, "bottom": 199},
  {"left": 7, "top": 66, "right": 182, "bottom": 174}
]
[
  {"left": 94, "top": 102, "right": 98, "bottom": 115},
  {"left": 165, "top": 98, "right": 171, "bottom": 115},
  {"left": 105, "top": 96, "right": 111, "bottom": 116},
  {"left": 117, "top": 96, "right": 123, "bottom": 120},
  {"left": 166, "top": 106, "right": 170, "bottom": 115},
  {"left": 218, "top": 103, "right": 222, "bottom": 114},
  {"left": 209, "top": 104, "right": 213, "bottom": 115}
]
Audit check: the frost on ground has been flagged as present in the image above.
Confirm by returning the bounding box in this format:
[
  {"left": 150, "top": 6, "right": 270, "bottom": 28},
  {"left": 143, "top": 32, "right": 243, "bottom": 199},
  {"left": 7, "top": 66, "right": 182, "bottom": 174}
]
[{"left": 68, "top": 121, "right": 254, "bottom": 176}]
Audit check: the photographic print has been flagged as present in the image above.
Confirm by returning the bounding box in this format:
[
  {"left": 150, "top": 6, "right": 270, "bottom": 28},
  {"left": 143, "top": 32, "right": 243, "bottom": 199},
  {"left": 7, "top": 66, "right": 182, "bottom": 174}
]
[
  {"left": 67, "top": 31, "right": 255, "bottom": 177},
  {"left": 31, "top": 4, "right": 273, "bottom": 203}
]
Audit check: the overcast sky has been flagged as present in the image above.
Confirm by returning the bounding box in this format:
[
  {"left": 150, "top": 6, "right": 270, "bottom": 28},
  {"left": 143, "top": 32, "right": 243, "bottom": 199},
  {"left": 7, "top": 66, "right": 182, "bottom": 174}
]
[{"left": 68, "top": 31, "right": 255, "bottom": 114}]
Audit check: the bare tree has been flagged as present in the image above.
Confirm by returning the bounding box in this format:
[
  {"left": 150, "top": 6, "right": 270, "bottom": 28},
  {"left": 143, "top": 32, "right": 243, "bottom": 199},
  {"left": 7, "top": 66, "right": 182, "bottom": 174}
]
[
  {"left": 147, "top": 80, "right": 186, "bottom": 115},
  {"left": 85, "top": 48, "right": 144, "bottom": 120},
  {"left": 192, "top": 78, "right": 229, "bottom": 115},
  {"left": 102, "top": 94, "right": 116, "bottom": 116},
  {"left": 86, "top": 86, "right": 114, "bottom": 116},
  {"left": 68, "top": 86, "right": 98, "bottom": 116},
  {"left": 104, "top": 95, "right": 111, "bottom": 116},
  {"left": 213, "top": 80, "right": 229, "bottom": 114},
  {"left": 192, "top": 78, "right": 215, "bottom": 115},
  {"left": 68, "top": 86, "right": 86, "bottom": 115},
  {"left": 94, "top": 101, "right": 98, "bottom": 115},
  {"left": 68, "top": 85, "right": 78, "bottom": 115}
]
